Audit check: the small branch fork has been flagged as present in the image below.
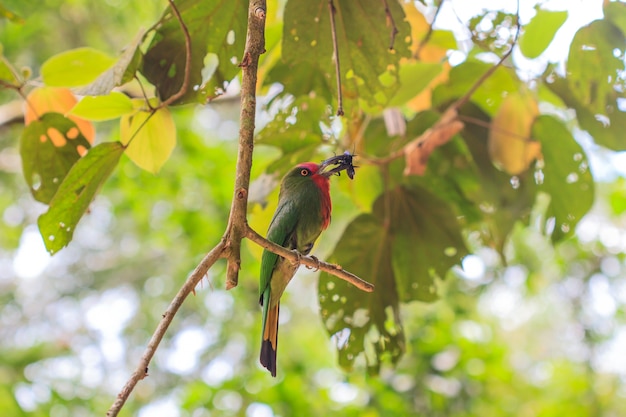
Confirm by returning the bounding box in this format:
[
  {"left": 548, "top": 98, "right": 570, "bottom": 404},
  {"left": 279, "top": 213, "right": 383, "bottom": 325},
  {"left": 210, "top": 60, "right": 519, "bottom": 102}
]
[
  {"left": 107, "top": 1, "right": 371, "bottom": 415},
  {"left": 369, "top": 1, "right": 523, "bottom": 167}
]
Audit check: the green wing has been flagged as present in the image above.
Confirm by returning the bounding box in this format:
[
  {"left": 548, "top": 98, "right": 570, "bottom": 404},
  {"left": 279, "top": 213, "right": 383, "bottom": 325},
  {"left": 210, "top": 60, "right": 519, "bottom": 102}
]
[{"left": 259, "top": 199, "right": 299, "bottom": 301}]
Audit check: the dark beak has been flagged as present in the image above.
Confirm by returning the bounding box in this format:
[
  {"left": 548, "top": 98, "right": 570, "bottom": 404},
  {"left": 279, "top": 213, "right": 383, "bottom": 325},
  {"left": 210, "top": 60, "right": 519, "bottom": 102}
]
[{"left": 318, "top": 154, "right": 352, "bottom": 177}]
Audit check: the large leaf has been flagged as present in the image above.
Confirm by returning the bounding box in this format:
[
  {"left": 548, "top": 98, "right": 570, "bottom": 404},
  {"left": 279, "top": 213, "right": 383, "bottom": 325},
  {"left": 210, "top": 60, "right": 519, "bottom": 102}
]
[
  {"left": 546, "top": 75, "right": 626, "bottom": 151},
  {"left": 319, "top": 186, "right": 467, "bottom": 373},
  {"left": 519, "top": 8, "right": 568, "bottom": 59},
  {"left": 142, "top": 0, "right": 247, "bottom": 104},
  {"left": 38, "top": 142, "right": 125, "bottom": 254},
  {"left": 278, "top": 0, "right": 411, "bottom": 111},
  {"left": 568, "top": 20, "right": 625, "bottom": 115},
  {"left": 459, "top": 104, "right": 537, "bottom": 253},
  {"left": 41, "top": 47, "right": 116, "bottom": 87},
  {"left": 20, "top": 113, "right": 92, "bottom": 204},
  {"left": 532, "top": 115, "right": 594, "bottom": 242},
  {"left": 255, "top": 96, "right": 332, "bottom": 173},
  {"left": 432, "top": 61, "right": 520, "bottom": 115},
  {"left": 120, "top": 103, "right": 177, "bottom": 173},
  {"left": 76, "top": 31, "right": 144, "bottom": 96}
]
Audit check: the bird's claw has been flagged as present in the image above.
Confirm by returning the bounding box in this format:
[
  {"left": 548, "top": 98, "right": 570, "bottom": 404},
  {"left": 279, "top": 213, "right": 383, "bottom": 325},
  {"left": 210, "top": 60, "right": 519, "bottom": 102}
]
[
  {"left": 305, "top": 255, "right": 321, "bottom": 272},
  {"left": 290, "top": 249, "right": 302, "bottom": 267}
]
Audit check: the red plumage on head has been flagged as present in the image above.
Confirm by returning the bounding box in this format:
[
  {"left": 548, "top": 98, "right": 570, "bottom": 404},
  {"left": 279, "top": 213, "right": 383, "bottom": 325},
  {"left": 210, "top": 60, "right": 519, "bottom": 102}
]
[{"left": 298, "top": 162, "right": 332, "bottom": 229}]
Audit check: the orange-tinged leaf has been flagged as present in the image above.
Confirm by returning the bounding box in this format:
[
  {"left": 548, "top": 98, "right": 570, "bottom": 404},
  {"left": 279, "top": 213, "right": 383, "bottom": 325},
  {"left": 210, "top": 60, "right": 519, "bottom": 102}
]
[
  {"left": 488, "top": 91, "right": 541, "bottom": 175},
  {"left": 24, "top": 87, "right": 95, "bottom": 144},
  {"left": 120, "top": 105, "right": 176, "bottom": 173}
]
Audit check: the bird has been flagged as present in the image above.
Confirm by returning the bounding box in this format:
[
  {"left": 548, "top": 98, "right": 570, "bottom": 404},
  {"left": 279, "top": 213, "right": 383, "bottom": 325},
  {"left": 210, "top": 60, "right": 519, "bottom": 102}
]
[{"left": 259, "top": 156, "right": 352, "bottom": 377}]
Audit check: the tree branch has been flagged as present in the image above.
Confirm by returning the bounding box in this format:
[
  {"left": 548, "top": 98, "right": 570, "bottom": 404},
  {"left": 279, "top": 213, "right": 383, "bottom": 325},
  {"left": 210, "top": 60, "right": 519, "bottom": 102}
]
[
  {"left": 413, "top": 0, "right": 444, "bottom": 59},
  {"left": 328, "top": 0, "right": 344, "bottom": 116},
  {"left": 245, "top": 226, "right": 374, "bottom": 292},
  {"left": 381, "top": 0, "right": 399, "bottom": 50},
  {"left": 223, "top": 0, "right": 267, "bottom": 290},
  {"left": 368, "top": 1, "right": 522, "bottom": 167},
  {"left": 106, "top": 240, "right": 227, "bottom": 417}
]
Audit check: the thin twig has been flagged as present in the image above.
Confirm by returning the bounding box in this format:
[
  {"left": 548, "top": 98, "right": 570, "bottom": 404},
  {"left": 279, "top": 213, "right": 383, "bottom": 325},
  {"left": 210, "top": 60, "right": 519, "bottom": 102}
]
[
  {"left": 457, "top": 114, "right": 537, "bottom": 143},
  {"left": 106, "top": 240, "right": 227, "bottom": 417},
  {"left": 245, "top": 226, "right": 374, "bottom": 292},
  {"left": 414, "top": 0, "right": 445, "bottom": 59},
  {"left": 381, "top": 0, "right": 399, "bottom": 50},
  {"left": 224, "top": 0, "right": 267, "bottom": 289},
  {"left": 160, "top": 0, "right": 192, "bottom": 108},
  {"left": 451, "top": 3, "right": 521, "bottom": 111},
  {"left": 328, "top": 0, "right": 344, "bottom": 116},
  {"left": 369, "top": 1, "right": 522, "bottom": 166}
]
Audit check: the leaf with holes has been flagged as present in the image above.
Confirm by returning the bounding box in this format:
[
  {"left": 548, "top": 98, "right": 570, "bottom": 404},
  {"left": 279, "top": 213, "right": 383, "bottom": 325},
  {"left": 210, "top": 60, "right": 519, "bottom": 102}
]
[
  {"left": 319, "top": 186, "right": 467, "bottom": 373},
  {"left": 255, "top": 96, "right": 332, "bottom": 174},
  {"left": 142, "top": 0, "right": 247, "bottom": 104},
  {"left": 532, "top": 115, "right": 594, "bottom": 242},
  {"left": 279, "top": 0, "right": 411, "bottom": 111},
  {"left": 38, "top": 142, "right": 125, "bottom": 254},
  {"left": 120, "top": 104, "right": 176, "bottom": 173},
  {"left": 20, "top": 113, "right": 92, "bottom": 204},
  {"left": 24, "top": 87, "right": 95, "bottom": 144}
]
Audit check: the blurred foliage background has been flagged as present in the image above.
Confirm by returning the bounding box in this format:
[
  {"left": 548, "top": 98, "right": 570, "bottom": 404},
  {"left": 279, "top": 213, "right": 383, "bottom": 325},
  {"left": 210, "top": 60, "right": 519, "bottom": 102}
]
[{"left": 2, "top": 0, "right": 626, "bottom": 416}]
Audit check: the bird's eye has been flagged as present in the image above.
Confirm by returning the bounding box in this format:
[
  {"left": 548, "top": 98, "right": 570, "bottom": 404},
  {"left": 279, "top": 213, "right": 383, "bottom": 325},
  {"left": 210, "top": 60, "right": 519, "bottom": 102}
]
[{"left": 300, "top": 169, "right": 309, "bottom": 176}]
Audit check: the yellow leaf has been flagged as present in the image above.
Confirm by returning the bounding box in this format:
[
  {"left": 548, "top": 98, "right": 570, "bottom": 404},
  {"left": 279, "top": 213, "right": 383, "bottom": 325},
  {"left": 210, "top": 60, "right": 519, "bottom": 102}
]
[
  {"left": 488, "top": 91, "right": 541, "bottom": 175},
  {"left": 120, "top": 105, "right": 176, "bottom": 173}
]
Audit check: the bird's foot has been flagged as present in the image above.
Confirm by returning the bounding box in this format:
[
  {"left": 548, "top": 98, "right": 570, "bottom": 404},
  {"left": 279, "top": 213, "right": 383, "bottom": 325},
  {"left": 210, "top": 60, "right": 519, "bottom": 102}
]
[
  {"left": 290, "top": 249, "right": 302, "bottom": 268},
  {"left": 305, "top": 255, "right": 321, "bottom": 272}
]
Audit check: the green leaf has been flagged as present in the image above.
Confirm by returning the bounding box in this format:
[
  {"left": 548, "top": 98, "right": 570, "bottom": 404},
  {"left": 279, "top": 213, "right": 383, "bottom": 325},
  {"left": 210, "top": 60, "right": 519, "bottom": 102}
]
[
  {"left": 546, "top": 75, "right": 626, "bottom": 150},
  {"left": 41, "top": 47, "right": 116, "bottom": 87},
  {"left": 519, "top": 8, "right": 568, "bottom": 58},
  {"left": 459, "top": 104, "right": 537, "bottom": 253},
  {"left": 387, "top": 62, "right": 443, "bottom": 107},
  {"left": 532, "top": 115, "right": 594, "bottom": 242},
  {"left": 142, "top": 0, "right": 247, "bottom": 104},
  {"left": 567, "top": 20, "right": 625, "bottom": 115},
  {"left": 38, "top": 142, "right": 124, "bottom": 254},
  {"left": 280, "top": 0, "right": 412, "bottom": 111},
  {"left": 604, "top": 1, "right": 626, "bottom": 36},
  {"left": 319, "top": 186, "right": 467, "bottom": 373},
  {"left": 432, "top": 60, "right": 520, "bottom": 115},
  {"left": 256, "top": 96, "right": 332, "bottom": 173},
  {"left": 69, "top": 92, "right": 135, "bottom": 121},
  {"left": 120, "top": 105, "right": 176, "bottom": 173},
  {"left": 76, "top": 30, "right": 145, "bottom": 96},
  {"left": 20, "top": 113, "right": 92, "bottom": 204},
  {"left": 0, "top": 4, "right": 24, "bottom": 24},
  {"left": 377, "top": 186, "right": 468, "bottom": 302},
  {"left": 319, "top": 213, "right": 404, "bottom": 374}
]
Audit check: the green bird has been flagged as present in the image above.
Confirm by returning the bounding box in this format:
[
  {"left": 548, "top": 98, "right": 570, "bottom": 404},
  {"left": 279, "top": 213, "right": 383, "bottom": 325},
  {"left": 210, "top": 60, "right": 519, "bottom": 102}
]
[{"left": 259, "top": 156, "right": 352, "bottom": 377}]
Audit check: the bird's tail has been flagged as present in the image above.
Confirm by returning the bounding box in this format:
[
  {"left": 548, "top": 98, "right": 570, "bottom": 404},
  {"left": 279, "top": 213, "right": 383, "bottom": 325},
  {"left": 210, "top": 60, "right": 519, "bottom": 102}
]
[{"left": 260, "top": 300, "right": 279, "bottom": 377}]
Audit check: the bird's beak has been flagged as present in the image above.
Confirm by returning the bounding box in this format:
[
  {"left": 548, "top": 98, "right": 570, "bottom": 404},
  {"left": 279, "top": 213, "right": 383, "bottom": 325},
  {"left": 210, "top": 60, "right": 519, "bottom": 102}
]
[{"left": 318, "top": 155, "right": 349, "bottom": 177}]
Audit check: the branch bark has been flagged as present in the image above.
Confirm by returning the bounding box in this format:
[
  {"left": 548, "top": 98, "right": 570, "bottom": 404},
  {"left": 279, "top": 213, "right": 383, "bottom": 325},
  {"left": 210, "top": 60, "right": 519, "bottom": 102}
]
[
  {"left": 106, "top": 240, "right": 227, "bottom": 417},
  {"left": 224, "top": 0, "right": 267, "bottom": 289},
  {"left": 107, "top": 1, "right": 373, "bottom": 413},
  {"left": 245, "top": 226, "right": 374, "bottom": 292}
]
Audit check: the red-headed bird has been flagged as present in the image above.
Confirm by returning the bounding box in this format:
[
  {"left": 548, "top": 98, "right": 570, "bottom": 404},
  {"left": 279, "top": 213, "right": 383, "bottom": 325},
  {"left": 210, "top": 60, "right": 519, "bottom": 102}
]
[{"left": 259, "top": 156, "right": 352, "bottom": 377}]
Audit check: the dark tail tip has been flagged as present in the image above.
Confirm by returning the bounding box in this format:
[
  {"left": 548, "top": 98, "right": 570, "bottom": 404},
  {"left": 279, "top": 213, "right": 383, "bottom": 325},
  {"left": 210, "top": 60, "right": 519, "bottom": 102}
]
[{"left": 260, "top": 339, "right": 277, "bottom": 377}]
